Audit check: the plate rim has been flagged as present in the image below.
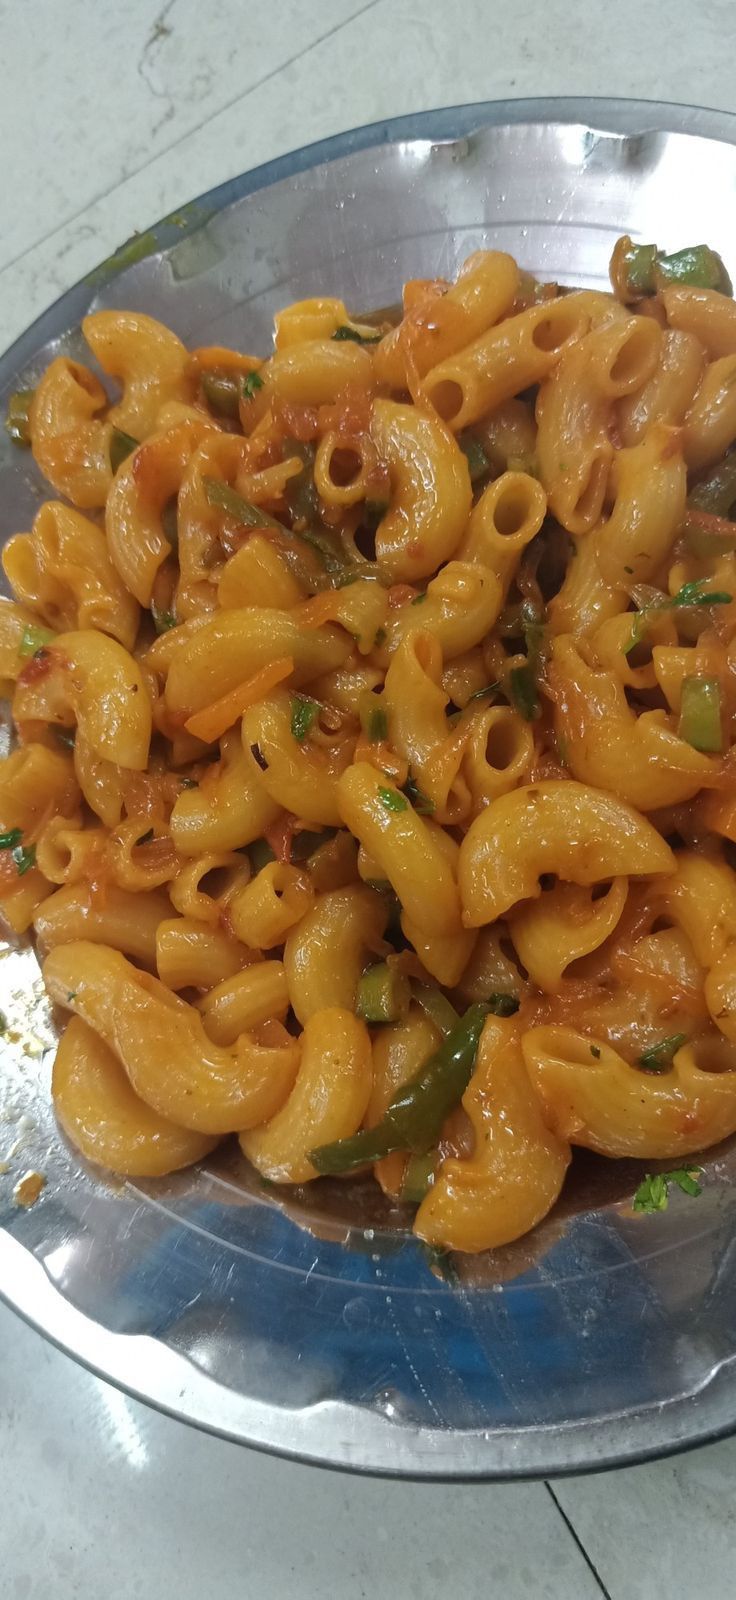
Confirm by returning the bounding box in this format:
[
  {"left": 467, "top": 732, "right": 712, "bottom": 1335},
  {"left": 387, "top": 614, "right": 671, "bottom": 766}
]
[{"left": 3, "top": 94, "right": 736, "bottom": 1479}]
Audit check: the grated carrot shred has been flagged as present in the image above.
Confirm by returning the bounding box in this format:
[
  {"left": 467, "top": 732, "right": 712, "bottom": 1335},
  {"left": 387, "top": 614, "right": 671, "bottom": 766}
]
[{"left": 184, "top": 656, "right": 293, "bottom": 744}]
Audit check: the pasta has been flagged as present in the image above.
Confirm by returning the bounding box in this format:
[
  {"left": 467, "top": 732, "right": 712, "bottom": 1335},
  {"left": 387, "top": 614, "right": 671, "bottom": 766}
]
[{"left": 4, "top": 234, "right": 736, "bottom": 1256}]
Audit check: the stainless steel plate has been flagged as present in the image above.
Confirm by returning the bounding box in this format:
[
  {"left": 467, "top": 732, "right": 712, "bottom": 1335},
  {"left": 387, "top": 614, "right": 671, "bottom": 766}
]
[{"left": 3, "top": 98, "right": 736, "bottom": 1479}]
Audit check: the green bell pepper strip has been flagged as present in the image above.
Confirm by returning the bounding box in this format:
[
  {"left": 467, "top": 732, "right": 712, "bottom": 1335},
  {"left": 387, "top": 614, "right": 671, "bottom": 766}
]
[
  {"left": 283, "top": 438, "right": 321, "bottom": 527},
  {"left": 203, "top": 476, "right": 284, "bottom": 531},
  {"left": 200, "top": 370, "right": 241, "bottom": 418},
  {"left": 655, "top": 244, "right": 732, "bottom": 295},
  {"left": 688, "top": 453, "right": 736, "bottom": 517},
  {"left": 682, "top": 508, "right": 736, "bottom": 558},
  {"left": 410, "top": 983, "right": 460, "bottom": 1037},
  {"left": 400, "top": 1152, "right": 438, "bottom": 1205},
  {"left": 355, "top": 961, "right": 410, "bottom": 1024},
  {"left": 310, "top": 1002, "right": 489, "bottom": 1173},
  {"left": 5, "top": 389, "right": 34, "bottom": 446},
  {"left": 682, "top": 453, "right": 736, "bottom": 554},
  {"left": 203, "top": 474, "right": 354, "bottom": 583},
  {"left": 615, "top": 238, "right": 732, "bottom": 299},
  {"left": 678, "top": 675, "right": 723, "bottom": 753}
]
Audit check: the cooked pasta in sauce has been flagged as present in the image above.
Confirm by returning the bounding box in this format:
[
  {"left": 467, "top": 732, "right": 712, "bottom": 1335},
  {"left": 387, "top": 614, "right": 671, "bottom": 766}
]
[{"left": 3, "top": 234, "right": 736, "bottom": 1252}]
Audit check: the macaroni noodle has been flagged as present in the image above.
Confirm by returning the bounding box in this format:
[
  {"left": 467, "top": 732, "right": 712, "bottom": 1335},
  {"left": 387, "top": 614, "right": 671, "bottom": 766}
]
[{"left": 3, "top": 236, "right": 736, "bottom": 1255}]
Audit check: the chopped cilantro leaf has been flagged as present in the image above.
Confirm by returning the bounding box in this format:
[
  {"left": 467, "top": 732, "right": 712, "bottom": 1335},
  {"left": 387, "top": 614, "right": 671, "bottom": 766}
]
[
  {"left": 402, "top": 775, "right": 434, "bottom": 815},
  {"left": 633, "top": 1167, "right": 703, "bottom": 1214},
  {"left": 378, "top": 785, "right": 408, "bottom": 813},
  {"left": 241, "top": 371, "right": 264, "bottom": 401},
  {"left": 637, "top": 1033, "right": 687, "bottom": 1073},
  {"left": 332, "top": 326, "right": 381, "bottom": 344}
]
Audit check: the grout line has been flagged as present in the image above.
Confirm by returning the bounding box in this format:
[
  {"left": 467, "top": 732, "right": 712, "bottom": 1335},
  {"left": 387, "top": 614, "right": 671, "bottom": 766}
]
[
  {"left": 544, "top": 1482, "right": 614, "bottom": 1600},
  {"left": 0, "top": 0, "right": 383, "bottom": 279}
]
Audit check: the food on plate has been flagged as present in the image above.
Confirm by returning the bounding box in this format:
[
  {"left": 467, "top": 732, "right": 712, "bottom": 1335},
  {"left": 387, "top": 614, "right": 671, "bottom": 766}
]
[{"left": 3, "top": 233, "right": 736, "bottom": 1253}]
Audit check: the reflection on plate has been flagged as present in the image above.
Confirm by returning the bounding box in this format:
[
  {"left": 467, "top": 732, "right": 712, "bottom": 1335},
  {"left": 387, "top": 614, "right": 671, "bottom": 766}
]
[{"left": 2, "top": 98, "right": 736, "bottom": 1478}]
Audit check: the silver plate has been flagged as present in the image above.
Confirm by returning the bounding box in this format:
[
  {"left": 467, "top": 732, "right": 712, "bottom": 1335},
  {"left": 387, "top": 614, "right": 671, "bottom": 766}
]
[{"left": 2, "top": 98, "right": 736, "bottom": 1480}]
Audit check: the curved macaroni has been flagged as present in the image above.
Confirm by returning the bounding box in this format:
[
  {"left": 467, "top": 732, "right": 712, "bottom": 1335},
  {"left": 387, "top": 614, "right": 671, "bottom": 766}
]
[
  {"left": 459, "top": 780, "right": 674, "bottom": 926},
  {"left": 6, "top": 236, "right": 736, "bottom": 1256}
]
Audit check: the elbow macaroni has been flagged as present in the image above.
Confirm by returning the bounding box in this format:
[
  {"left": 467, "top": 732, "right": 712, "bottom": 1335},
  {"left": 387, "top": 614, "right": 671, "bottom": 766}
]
[{"left": 4, "top": 237, "right": 736, "bottom": 1250}]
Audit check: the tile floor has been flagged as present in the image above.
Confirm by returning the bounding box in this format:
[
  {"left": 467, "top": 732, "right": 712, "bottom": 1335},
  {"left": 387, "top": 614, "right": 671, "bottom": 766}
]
[{"left": 2, "top": 2, "right": 736, "bottom": 1593}]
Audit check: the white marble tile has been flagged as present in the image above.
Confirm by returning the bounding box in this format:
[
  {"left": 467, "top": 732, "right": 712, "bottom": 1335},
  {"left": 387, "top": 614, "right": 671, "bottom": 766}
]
[
  {"left": 0, "top": 0, "right": 371, "bottom": 270},
  {"left": 555, "top": 1436, "right": 736, "bottom": 1600},
  {"left": 2, "top": 0, "right": 735, "bottom": 354},
  {"left": 0, "top": 1302, "right": 601, "bottom": 1600}
]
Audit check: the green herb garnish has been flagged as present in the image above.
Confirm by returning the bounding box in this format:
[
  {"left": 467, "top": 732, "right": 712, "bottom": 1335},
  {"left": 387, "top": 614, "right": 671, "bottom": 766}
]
[
  {"left": 402, "top": 775, "right": 434, "bottom": 815},
  {"left": 467, "top": 680, "right": 501, "bottom": 705},
  {"left": 378, "top": 785, "right": 408, "bottom": 814},
  {"left": 459, "top": 433, "right": 491, "bottom": 483},
  {"left": 18, "top": 624, "right": 55, "bottom": 659},
  {"left": 359, "top": 699, "right": 388, "bottom": 743},
  {"left": 508, "top": 663, "right": 539, "bottom": 721},
  {"left": 625, "top": 580, "right": 733, "bottom": 653},
  {"left": 507, "top": 603, "right": 547, "bottom": 720},
  {"left": 0, "top": 829, "right": 23, "bottom": 850},
  {"left": 637, "top": 1033, "right": 687, "bottom": 1074},
  {"left": 152, "top": 605, "right": 177, "bottom": 635},
  {"left": 331, "top": 325, "right": 381, "bottom": 344},
  {"left": 241, "top": 371, "right": 264, "bottom": 401},
  {"left": 670, "top": 579, "right": 733, "bottom": 609},
  {"left": 633, "top": 1167, "right": 703, "bottom": 1213},
  {"left": 290, "top": 695, "right": 319, "bottom": 743},
  {"left": 486, "top": 993, "right": 519, "bottom": 1016}
]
